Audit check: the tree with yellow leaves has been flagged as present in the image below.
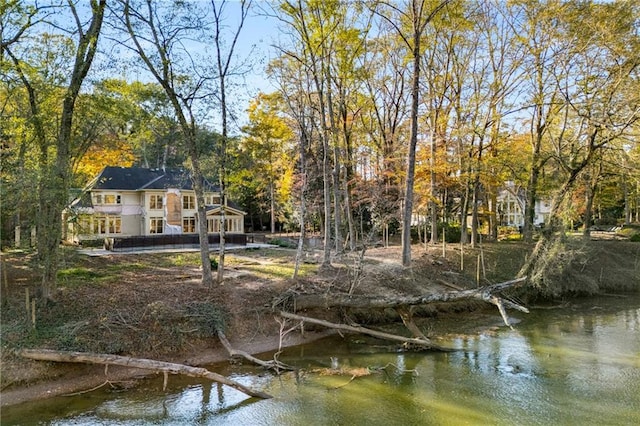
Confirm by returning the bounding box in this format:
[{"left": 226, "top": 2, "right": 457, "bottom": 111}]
[{"left": 240, "top": 93, "right": 295, "bottom": 234}]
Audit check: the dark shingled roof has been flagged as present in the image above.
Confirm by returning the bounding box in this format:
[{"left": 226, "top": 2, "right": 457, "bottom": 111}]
[{"left": 90, "top": 166, "right": 219, "bottom": 192}]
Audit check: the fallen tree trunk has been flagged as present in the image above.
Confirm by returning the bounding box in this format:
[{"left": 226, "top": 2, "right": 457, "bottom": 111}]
[
  {"left": 17, "top": 349, "right": 272, "bottom": 399},
  {"left": 280, "top": 311, "right": 454, "bottom": 351},
  {"left": 396, "top": 306, "right": 429, "bottom": 340},
  {"left": 291, "top": 277, "right": 529, "bottom": 311},
  {"left": 279, "top": 278, "right": 529, "bottom": 351}
]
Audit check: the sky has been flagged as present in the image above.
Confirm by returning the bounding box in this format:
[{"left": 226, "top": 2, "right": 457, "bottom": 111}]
[
  {"left": 78, "top": 1, "right": 285, "bottom": 132},
  {"left": 230, "top": 5, "right": 283, "bottom": 121}
]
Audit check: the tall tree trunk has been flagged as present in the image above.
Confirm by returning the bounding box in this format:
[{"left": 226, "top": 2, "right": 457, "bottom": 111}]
[
  {"left": 325, "top": 64, "right": 342, "bottom": 256},
  {"left": 582, "top": 161, "right": 602, "bottom": 240},
  {"left": 582, "top": 181, "right": 595, "bottom": 240},
  {"left": 321, "top": 129, "right": 332, "bottom": 266},
  {"left": 270, "top": 179, "right": 276, "bottom": 234},
  {"left": 488, "top": 118, "right": 501, "bottom": 241},
  {"left": 190, "top": 155, "right": 213, "bottom": 287},
  {"left": 524, "top": 142, "right": 541, "bottom": 242},
  {"left": 470, "top": 138, "right": 485, "bottom": 248},
  {"left": 398, "top": 0, "right": 451, "bottom": 264},
  {"left": 34, "top": 1, "right": 106, "bottom": 302},
  {"left": 470, "top": 177, "right": 480, "bottom": 248},
  {"left": 460, "top": 181, "right": 470, "bottom": 244},
  {"left": 429, "top": 130, "right": 438, "bottom": 245},
  {"left": 293, "top": 131, "right": 309, "bottom": 279},
  {"left": 402, "top": 15, "right": 421, "bottom": 267},
  {"left": 332, "top": 149, "right": 342, "bottom": 254},
  {"left": 344, "top": 171, "right": 356, "bottom": 251},
  {"left": 623, "top": 176, "right": 631, "bottom": 225}
]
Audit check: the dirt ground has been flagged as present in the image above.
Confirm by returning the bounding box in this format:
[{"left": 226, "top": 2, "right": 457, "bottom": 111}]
[{"left": 1, "top": 238, "right": 637, "bottom": 407}]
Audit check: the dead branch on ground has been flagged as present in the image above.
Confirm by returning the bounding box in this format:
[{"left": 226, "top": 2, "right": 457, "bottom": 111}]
[{"left": 217, "top": 330, "right": 294, "bottom": 372}]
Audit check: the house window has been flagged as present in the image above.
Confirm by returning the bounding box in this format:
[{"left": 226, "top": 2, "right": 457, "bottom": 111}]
[
  {"left": 94, "top": 217, "right": 106, "bottom": 234},
  {"left": 93, "top": 193, "right": 121, "bottom": 205},
  {"left": 183, "top": 216, "right": 196, "bottom": 233},
  {"left": 183, "top": 195, "right": 195, "bottom": 210},
  {"left": 205, "top": 195, "right": 220, "bottom": 205},
  {"left": 150, "top": 217, "right": 164, "bottom": 234},
  {"left": 150, "top": 195, "right": 163, "bottom": 210},
  {"left": 104, "top": 194, "right": 121, "bottom": 204},
  {"left": 109, "top": 217, "right": 121, "bottom": 234},
  {"left": 92, "top": 216, "right": 121, "bottom": 235},
  {"left": 206, "top": 217, "right": 239, "bottom": 232}
]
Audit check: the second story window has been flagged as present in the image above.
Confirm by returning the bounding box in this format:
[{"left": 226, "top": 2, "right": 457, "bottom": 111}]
[
  {"left": 183, "top": 195, "right": 195, "bottom": 210},
  {"left": 150, "top": 194, "right": 163, "bottom": 210},
  {"left": 93, "top": 193, "right": 121, "bottom": 205},
  {"left": 205, "top": 195, "right": 220, "bottom": 205},
  {"left": 104, "top": 194, "right": 121, "bottom": 204}
]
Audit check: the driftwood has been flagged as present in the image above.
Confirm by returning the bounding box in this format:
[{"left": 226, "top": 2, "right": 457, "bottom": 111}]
[
  {"left": 217, "top": 330, "right": 294, "bottom": 372},
  {"left": 280, "top": 311, "right": 453, "bottom": 351},
  {"left": 17, "top": 349, "right": 272, "bottom": 399}
]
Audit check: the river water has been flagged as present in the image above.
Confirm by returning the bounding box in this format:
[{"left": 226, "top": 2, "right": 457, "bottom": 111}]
[{"left": 2, "top": 295, "right": 639, "bottom": 425}]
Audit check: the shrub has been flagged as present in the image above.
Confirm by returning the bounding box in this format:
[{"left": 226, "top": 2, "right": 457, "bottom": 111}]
[
  {"left": 269, "top": 238, "right": 296, "bottom": 248},
  {"left": 78, "top": 239, "right": 104, "bottom": 248}
]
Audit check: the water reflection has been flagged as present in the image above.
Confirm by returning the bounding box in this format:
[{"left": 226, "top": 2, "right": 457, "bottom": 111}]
[{"left": 2, "top": 296, "right": 639, "bottom": 425}]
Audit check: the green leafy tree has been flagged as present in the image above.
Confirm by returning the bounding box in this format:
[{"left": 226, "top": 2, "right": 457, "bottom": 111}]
[
  {"left": 518, "top": 0, "right": 640, "bottom": 289},
  {"left": 2, "top": 0, "right": 106, "bottom": 301},
  {"left": 241, "top": 93, "right": 294, "bottom": 233}
]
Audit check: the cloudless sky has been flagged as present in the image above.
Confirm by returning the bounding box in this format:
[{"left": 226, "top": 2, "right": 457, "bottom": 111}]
[{"left": 196, "top": 1, "right": 286, "bottom": 130}]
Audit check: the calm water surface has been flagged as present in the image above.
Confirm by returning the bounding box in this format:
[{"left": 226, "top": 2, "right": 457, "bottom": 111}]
[{"left": 2, "top": 295, "right": 639, "bottom": 425}]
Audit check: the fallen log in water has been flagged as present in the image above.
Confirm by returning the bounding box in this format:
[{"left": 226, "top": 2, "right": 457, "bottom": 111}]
[
  {"left": 281, "top": 277, "right": 529, "bottom": 345},
  {"left": 280, "top": 311, "right": 454, "bottom": 351},
  {"left": 17, "top": 349, "right": 272, "bottom": 399}
]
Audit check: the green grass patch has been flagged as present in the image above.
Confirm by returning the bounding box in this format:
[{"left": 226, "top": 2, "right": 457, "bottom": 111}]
[
  {"left": 57, "top": 267, "right": 105, "bottom": 286},
  {"left": 225, "top": 255, "right": 261, "bottom": 266},
  {"left": 242, "top": 262, "right": 316, "bottom": 279},
  {"left": 167, "top": 253, "right": 201, "bottom": 266},
  {"left": 617, "top": 225, "right": 640, "bottom": 241}
]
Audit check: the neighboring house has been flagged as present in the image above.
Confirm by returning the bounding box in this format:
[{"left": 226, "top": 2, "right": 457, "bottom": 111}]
[
  {"left": 65, "top": 166, "right": 245, "bottom": 244},
  {"left": 496, "top": 182, "right": 551, "bottom": 228}
]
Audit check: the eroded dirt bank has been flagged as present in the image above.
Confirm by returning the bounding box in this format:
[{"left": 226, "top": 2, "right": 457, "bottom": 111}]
[{"left": 2, "top": 240, "right": 638, "bottom": 407}]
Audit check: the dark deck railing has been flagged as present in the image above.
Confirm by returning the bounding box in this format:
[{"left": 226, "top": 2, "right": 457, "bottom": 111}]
[{"left": 106, "top": 233, "right": 247, "bottom": 252}]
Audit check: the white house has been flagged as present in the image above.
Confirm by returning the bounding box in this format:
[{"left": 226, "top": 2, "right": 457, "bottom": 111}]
[
  {"left": 65, "top": 166, "right": 246, "bottom": 244},
  {"left": 496, "top": 182, "right": 551, "bottom": 228}
]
